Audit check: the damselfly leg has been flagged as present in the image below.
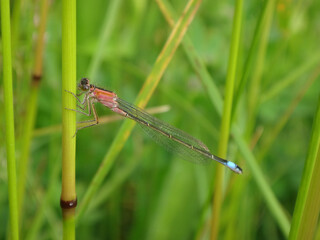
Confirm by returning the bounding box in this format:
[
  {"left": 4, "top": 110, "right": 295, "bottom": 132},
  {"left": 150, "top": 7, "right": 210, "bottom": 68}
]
[{"left": 65, "top": 90, "right": 99, "bottom": 133}]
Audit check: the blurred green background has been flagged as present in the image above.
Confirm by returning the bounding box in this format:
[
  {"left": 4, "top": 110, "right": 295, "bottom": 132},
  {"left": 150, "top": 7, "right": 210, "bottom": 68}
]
[{"left": 1, "top": 0, "right": 320, "bottom": 239}]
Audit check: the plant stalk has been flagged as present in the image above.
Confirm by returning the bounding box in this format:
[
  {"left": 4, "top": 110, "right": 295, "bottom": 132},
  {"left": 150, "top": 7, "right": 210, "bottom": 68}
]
[
  {"left": 210, "top": 0, "right": 243, "bottom": 239},
  {"left": 1, "top": 0, "right": 19, "bottom": 238},
  {"left": 61, "top": 0, "right": 77, "bottom": 238}
]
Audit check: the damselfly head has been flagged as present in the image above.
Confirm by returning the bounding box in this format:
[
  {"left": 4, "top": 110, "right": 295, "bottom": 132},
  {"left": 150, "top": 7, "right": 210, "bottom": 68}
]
[{"left": 78, "top": 78, "right": 90, "bottom": 91}]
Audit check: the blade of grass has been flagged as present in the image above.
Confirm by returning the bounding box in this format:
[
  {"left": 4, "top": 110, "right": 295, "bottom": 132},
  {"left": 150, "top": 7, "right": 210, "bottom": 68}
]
[
  {"left": 231, "top": 0, "right": 275, "bottom": 120},
  {"left": 17, "top": 0, "right": 49, "bottom": 222},
  {"left": 83, "top": 148, "right": 142, "bottom": 218},
  {"left": 156, "top": 0, "right": 290, "bottom": 236},
  {"left": 146, "top": 162, "right": 200, "bottom": 240},
  {"left": 224, "top": 171, "right": 247, "bottom": 239},
  {"left": 1, "top": 0, "right": 20, "bottom": 238},
  {"left": 258, "top": 65, "right": 320, "bottom": 161},
  {"left": 260, "top": 53, "right": 320, "bottom": 103},
  {"left": 232, "top": 125, "right": 290, "bottom": 235},
  {"left": 316, "top": 223, "right": 320, "bottom": 240},
  {"left": 210, "top": 0, "right": 243, "bottom": 239},
  {"left": 289, "top": 95, "right": 320, "bottom": 239},
  {"left": 28, "top": 179, "right": 61, "bottom": 240},
  {"left": 61, "top": 0, "right": 77, "bottom": 238},
  {"left": 25, "top": 140, "right": 62, "bottom": 240},
  {"left": 87, "top": 0, "right": 123, "bottom": 79},
  {"left": 246, "top": 0, "right": 275, "bottom": 138},
  {"left": 227, "top": 9, "right": 277, "bottom": 238},
  {"left": 231, "top": 6, "right": 288, "bottom": 233},
  {"left": 76, "top": 0, "right": 202, "bottom": 222},
  {"left": 17, "top": 86, "right": 39, "bottom": 214}
]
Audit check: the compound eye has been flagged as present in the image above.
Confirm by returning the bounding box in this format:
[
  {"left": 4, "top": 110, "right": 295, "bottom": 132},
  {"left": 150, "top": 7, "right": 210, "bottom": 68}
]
[
  {"left": 79, "top": 78, "right": 90, "bottom": 91},
  {"left": 81, "top": 78, "right": 89, "bottom": 85}
]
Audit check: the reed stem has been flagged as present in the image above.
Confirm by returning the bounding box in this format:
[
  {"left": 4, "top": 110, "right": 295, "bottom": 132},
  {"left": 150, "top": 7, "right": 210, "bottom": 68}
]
[
  {"left": 1, "top": 0, "right": 19, "bottom": 238},
  {"left": 61, "top": 0, "right": 77, "bottom": 238}
]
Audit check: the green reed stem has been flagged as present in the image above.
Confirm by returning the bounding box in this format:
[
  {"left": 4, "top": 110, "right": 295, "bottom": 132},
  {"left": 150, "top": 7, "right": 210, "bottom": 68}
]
[
  {"left": 1, "top": 0, "right": 19, "bottom": 238},
  {"left": 210, "top": 0, "right": 243, "bottom": 239},
  {"left": 289, "top": 95, "right": 320, "bottom": 239},
  {"left": 61, "top": 0, "right": 77, "bottom": 238}
]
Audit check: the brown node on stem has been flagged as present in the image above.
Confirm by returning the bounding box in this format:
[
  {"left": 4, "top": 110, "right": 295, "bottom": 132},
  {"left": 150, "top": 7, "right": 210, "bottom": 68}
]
[
  {"left": 60, "top": 198, "right": 77, "bottom": 209},
  {"left": 32, "top": 73, "right": 42, "bottom": 83}
]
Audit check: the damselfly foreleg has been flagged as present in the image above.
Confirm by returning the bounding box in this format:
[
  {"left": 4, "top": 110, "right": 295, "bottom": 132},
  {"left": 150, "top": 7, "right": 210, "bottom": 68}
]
[
  {"left": 75, "top": 99, "right": 99, "bottom": 131},
  {"left": 65, "top": 91, "right": 99, "bottom": 133},
  {"left": 65, "top": 90, "right": 90, "bottom": 114}
]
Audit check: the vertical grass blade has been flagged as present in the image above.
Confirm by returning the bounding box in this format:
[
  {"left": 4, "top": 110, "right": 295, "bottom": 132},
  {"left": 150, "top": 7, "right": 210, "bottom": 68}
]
[
  {"left": 1, "top": 0, "right": 19, "bottom": 238},
  {"left": 61, "top": 0, "right": 77, "bottom": 238},
  {"left": 246, "top": 0, "right": 275, "bottom": 137},
  {"left": 289, "top": 95, "right": 320, "bottom": 239},
  {"left": 210, "top": 0, "right": 243, "bottom": 239},
  {"left": 231, "top": 0, "right": 275, "bottom": 120},
  {"left": 232, "top": 125, "right": 290, "bottom": 236},
  {"left": 17, "top": 0, "right": 49, "bottom": 222},
  {"left": 17, "top": 87, "right": 39, "bottom": 215},
  {"left": 76, "top": 0, "right": 202, "bottom": 222},
  {"left": 87, "top": 0, "right": 123, "bottom": 79}
]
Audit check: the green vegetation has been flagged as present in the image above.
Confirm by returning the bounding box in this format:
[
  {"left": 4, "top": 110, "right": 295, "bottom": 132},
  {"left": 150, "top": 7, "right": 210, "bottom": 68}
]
[
  {"left": 1, "top": 0, "right": 19, "bottom": 238},
  {"left": 1, "top": 0, "right": 320, "bottom": 239}
]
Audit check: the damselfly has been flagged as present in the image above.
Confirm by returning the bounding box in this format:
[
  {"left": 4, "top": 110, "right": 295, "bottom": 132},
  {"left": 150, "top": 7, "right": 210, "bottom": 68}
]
[{"left": 67, "top": 78, "right": 242, "bottom": 174}]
